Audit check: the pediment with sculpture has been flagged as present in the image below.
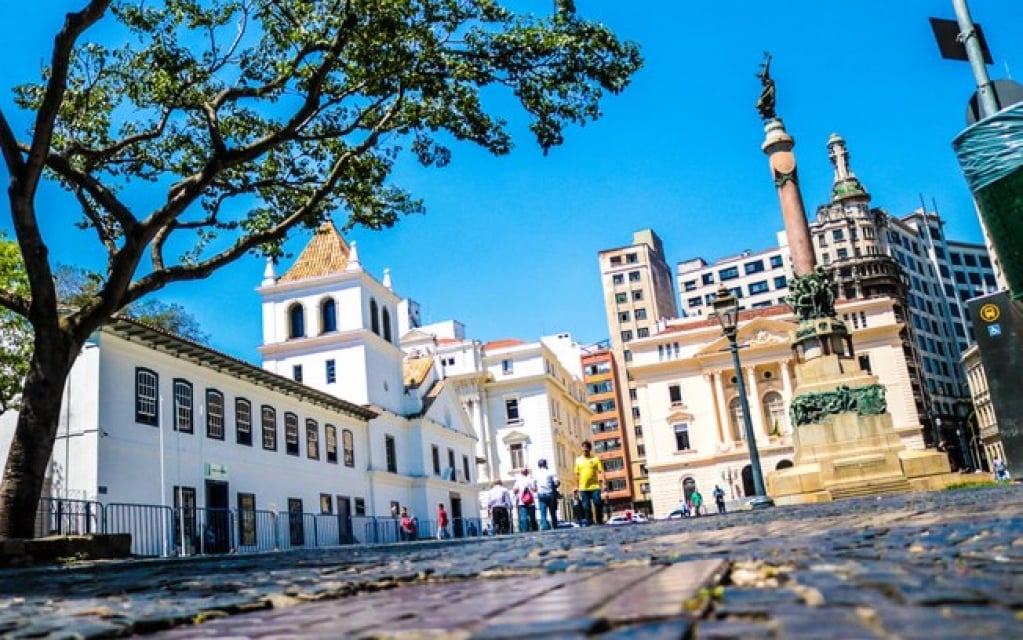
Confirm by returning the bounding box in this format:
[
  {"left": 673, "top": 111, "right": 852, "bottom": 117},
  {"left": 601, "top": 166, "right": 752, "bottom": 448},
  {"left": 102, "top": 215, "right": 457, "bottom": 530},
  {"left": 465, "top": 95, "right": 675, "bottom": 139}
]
[{"left": 696, "top": 317, "right": 794, "bottom": 357}]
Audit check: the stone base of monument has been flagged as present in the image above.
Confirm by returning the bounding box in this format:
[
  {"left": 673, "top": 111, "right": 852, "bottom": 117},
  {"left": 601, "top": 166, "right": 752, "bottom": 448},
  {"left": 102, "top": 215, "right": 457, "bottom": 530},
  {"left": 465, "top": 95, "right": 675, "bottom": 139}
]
[{"left": 767, "top": 412, "right": 958, "bottom": 504}]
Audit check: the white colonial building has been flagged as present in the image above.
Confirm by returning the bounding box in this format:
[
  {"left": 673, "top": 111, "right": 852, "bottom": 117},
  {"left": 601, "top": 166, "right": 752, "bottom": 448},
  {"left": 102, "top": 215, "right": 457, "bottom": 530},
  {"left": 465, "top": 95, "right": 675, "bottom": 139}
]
[
  {"left": 401, "top": 324, "right": 591, "bottom": 520},
  {"left": 0, "top": 222, "right": 480, "bottom": 553},
  {"left": 629, "top": 296, "right": 928, "bottom": 518}
]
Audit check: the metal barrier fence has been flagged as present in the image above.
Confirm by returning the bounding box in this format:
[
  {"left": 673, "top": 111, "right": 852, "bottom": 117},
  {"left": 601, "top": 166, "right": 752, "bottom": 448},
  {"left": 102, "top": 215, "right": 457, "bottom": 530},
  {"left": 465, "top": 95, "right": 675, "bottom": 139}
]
[
  {"left": 34, "top": 498, "right": 102, "bottom": 538},
  {"left": 34, "top": 498, "right": 485, "bottom": 558}
]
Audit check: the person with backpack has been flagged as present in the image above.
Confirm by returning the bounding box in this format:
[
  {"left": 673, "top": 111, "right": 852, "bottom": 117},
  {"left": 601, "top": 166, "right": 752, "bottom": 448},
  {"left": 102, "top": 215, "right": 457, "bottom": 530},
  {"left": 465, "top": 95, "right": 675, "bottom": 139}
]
[
  {"left": 513, "top": 467, "right": 539, "bottom": 532},
  {"left": 713, "top": 485, "right": 727, "bottom": 514},
  {"left": 535, "top": 458, "right": 561, "bottom": 530},
  {"left": 436, "top": 502, "right": 450, "bottom": 540}
]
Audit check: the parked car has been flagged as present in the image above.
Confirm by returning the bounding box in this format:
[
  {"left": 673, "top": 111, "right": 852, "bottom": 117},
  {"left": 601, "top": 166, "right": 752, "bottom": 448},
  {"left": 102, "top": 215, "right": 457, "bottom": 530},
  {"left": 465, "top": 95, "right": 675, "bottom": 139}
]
[{"left": 605, "top": 512, "right": 649, "bottom": 526}]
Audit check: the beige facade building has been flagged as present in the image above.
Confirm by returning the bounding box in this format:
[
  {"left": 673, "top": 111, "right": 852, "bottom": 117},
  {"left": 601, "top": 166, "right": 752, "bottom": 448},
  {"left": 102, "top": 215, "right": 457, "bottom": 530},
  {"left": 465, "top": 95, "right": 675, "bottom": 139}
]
[
  {"left": 961, "top": 344, "right": 1005, "bottom": 468},
  {"left": 629, "top": 297, "right": 927, "bottom": 517},
  {"left": 597, "top": 229, "right": 678, "bottom": 512}
]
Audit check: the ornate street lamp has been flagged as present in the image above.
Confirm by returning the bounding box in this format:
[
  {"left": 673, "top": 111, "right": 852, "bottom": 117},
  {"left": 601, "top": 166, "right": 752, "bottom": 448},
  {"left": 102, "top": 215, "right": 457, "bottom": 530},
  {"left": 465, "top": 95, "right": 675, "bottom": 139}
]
[{"left": 711, "top": 286, "right": 774, "bottom": 509}]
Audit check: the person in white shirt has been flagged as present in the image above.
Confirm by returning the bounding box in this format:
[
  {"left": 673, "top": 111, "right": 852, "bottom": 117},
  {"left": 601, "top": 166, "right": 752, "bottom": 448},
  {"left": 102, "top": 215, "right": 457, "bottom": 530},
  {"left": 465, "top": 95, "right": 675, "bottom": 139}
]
[
  {"left": 512, "top": 468, "right": 538, "bottom": 533},
  {"left": 534, "top": 458, "right": 560, "bottom": 530},
  {"left": 485, "top": 479, "right": 513, "bottom": 534}
]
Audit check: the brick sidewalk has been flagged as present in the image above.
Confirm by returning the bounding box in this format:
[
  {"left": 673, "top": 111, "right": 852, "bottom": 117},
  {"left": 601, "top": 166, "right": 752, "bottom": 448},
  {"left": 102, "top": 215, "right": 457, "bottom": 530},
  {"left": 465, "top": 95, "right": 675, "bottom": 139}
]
[{"left": 1, "top": 484, "right": 1021, "bottom": 638}]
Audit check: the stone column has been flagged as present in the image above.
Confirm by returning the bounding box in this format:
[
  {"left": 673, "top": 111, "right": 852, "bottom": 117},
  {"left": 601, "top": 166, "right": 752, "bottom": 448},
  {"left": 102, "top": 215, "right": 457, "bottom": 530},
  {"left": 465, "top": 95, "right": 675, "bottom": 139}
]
[
  {"left": 704, "top": 373, "right": 725, "bottom": 445},
  {"left": 762, "top": 119, "right": 815, "bottom": 277},
  {"left": 713, "top": 371, "right": 734, "bottom": 444},
  {"left": 746, "top": 366, "right": 767, "bottom": 439},
  {"left": 780, "top": 362, "right": 794, "bottom": 433}
]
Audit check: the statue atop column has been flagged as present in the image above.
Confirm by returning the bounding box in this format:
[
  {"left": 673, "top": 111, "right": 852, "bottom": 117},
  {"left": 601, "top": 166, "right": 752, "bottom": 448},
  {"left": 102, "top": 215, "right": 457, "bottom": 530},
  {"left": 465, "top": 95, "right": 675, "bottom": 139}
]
[{"left": 755, "top": 52, "right": 776, "bottom": 121}]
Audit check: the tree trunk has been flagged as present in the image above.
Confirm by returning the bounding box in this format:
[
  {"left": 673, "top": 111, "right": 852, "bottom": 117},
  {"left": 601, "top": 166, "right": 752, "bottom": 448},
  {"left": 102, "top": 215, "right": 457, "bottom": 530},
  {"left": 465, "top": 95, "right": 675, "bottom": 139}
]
[{"left": 0, "top": 342, "right": 76, "bottom": 539}]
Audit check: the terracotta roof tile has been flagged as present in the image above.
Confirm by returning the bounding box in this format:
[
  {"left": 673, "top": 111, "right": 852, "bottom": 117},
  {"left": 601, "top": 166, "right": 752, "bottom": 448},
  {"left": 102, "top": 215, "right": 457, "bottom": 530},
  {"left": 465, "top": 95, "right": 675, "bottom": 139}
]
[
  {"left": 279, "top": 221, "right": 350, "bottom": 283},
  {"left": 484, "top": 338, "right": 524, "bottom": 350},
  {"left": 403, "top": 357, "right": 434, "bottom": 388}
]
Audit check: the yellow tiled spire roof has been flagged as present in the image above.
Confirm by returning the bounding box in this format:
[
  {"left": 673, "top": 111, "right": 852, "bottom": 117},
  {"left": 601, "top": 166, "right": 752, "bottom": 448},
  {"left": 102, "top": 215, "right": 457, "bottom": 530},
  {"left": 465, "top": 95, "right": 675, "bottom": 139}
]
[{"left": 279, "top": 221, "right": 350, "bottom": 283}]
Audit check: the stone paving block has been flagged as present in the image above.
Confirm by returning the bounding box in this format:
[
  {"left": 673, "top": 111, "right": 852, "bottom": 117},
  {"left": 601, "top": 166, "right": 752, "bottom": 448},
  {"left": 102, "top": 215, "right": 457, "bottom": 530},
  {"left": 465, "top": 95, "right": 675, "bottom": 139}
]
[
  {"left": 594, "top": 559, "right": 725, "bottom": 625},
  {"left": 694, "top": 620, "right": 777, "bottom": 639},
  {"left": 471, "top": 616, "right": 610, "bottom": 639},
  {"left": 714, "top": 587, "right": 803, "bottom": 618},
  {"left": 596, "top": 619, "right": 693, "bottom": 639}
]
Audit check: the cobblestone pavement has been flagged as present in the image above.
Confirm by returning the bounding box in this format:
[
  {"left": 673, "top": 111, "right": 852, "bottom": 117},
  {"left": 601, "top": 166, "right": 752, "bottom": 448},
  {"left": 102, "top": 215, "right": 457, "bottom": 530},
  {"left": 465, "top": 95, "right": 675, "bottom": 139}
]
[{"left": 0, "top": 484, "right": 1021, "bottom": 638}]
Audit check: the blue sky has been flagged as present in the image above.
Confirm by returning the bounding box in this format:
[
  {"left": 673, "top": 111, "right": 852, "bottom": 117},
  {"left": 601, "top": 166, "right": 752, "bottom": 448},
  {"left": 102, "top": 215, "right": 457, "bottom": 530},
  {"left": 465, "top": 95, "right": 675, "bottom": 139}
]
[{"left": 2, "top": 1, "right": 1023, "bottom": 363}]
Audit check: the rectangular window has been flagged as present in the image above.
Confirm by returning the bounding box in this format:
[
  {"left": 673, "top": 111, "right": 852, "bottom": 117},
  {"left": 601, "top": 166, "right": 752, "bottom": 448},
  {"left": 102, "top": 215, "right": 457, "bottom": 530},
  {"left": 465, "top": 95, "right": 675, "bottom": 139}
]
[
  {"left": 236, "top": 398, "right": 252, "bottom": 446},
  {"left": 509, "top": 443, "right": 525, "bottom": 469},
  {"left": 618, "top": 310, "right": 630, "bottom": 322},
  {"left": 306, "top": 419, "right": 320, "bottom": 460},
  {"left": 744, "top": 260, "right": 764, "bottom": 275},
  {"left": 626, "top": 252, "right": 638, "bottom": 264},
  {"left": 615, "top": 292, "right": 627, "bottom": 303},
  {"left": 609, "top": 255, "right": 622, "bottom": 266},
  {"left": 505, "top": 398, "right": 520, "bottom": 422},
  {"left": 385, "top": 435, "right": 397, "bottom": 473},
  {"left": 688, "top": 296, "right": 702, "bottom": 307},
  {"left": 632, "top": 290, "right": 644, "bottom": 301},
  {"left": 173, "top": 379, "right": 193, "bottom": 433},
  {"left": 612, "top": 274, "right": 624, "bottom": 285},
  {"left": 354, "top": 498, "right": 366, "bottom": 516},
  {"left": 206, "top": 390, "right": 224, "bottom": 440},
  {"left": 502, "top": 359, "right": 513, "bottom": 374},
  {"left": 674, "top": 423, "right": 691, "bottom": 451},
  {"left": 343, "top": 429, "right": 355, "bottom": 467},
  {"left": 634, "top": 425, "right": 643, "bottom": 436},
  {"left": 636, "top": 444, "right": 646, "bottom": 456},
  {"left": 325, "top": 424, "right": 338, "bottom": 463},
  {"left": 261, "top": 406, "right": 277, "bottom": 450},
  {"left": 832, "top": 229, "right": 844, "bottom": 242},
  {"left": 683, "top": 280, "right": 697, "bottom": 291},
  {"left": 432, "top": 445, "right": 441, "bottom": 475},
  {"left": 702, "top": 273, "right": 714, "bottom": 285},
  {"left": 628, "top": 271, "right": 641, "bottom": 282},
  {"left": 774, "top": 276, "right": 788, "bottom": 289},
  {"left": 836, "top": 248, "right": 848, "bottom": 259},
  {"left": 238, "top": 492, "right": 256, "bottom": 547},
  {"left": 620, "top": 330, "right": 633, "bottom": 342},
  {"left": 635, "top": 308, "right": 647, "bottom": 320},
  {"left": 637, "top": 327, "right": 649, "bottom": 338},
  {"left": 320, "top": 494, "right": 333, "bottom": 515},
  {"left": 292, "top": 364, "right": 303, "bottom": 382},
  {"left": 748, "top": 280, "right": 769, "bottom": 295},
  {"left": 448, "top": 449, "right": 456, "bottom": 475},
  {"left": 326, "top": 359, "right": 336, "bottom": 384},
  {"left": 668, "top": 384, "right": 683, "bottom": 405},
  {"left": 463, "top": 455, "right": 471, "bottom": 483},
  {"left": 284, "top": 413, "right": 300, "bottom": 456},
  {"left": 607, "top": 478, "right": 628, "bottom": 492},
  {"left": 719, "top": 266, "right": 739, "bottom": 281},
  {"left": 770, "top": 255, "right": 784, "bottom": 268},
  {"left": 135, "top": 368, "right": 159, "bottom": 426},
  {"left": 964, "top": 253, "right": 977, "bottom": 267}
]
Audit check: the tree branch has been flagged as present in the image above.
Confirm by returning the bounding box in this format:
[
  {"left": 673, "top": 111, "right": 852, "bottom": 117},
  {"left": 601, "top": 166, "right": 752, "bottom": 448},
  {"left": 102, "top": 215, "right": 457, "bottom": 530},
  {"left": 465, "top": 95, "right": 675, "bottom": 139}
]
[
  {"left": 43, "top": 152, "right": 137, "bottom": 234},
  {"left": 0, "top": 110, "right": 26, "bottom": 180},
  {"left": 23, "top": 0, "right": 112, "bottom": 198}
]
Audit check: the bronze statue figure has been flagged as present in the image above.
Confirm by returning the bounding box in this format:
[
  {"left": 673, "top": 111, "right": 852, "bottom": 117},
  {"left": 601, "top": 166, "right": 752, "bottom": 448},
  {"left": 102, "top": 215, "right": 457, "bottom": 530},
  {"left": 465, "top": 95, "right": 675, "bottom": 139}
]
[{"left": 755, "top": 51, "right": 776, "bottom": 120}]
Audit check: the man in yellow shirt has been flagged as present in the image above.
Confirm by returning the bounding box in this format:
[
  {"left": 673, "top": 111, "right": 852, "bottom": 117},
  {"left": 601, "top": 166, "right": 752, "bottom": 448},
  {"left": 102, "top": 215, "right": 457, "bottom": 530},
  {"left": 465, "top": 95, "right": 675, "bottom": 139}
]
[{"left": 574, "top": 440, "right": 604, "bottom": 526}]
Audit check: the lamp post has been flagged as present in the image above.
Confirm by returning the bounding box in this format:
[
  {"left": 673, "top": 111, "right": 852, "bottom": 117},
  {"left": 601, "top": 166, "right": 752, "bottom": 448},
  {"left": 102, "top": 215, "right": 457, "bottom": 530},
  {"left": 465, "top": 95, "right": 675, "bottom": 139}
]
[{"left": 711, "top": 286, "right": 774, "bottom": 509}]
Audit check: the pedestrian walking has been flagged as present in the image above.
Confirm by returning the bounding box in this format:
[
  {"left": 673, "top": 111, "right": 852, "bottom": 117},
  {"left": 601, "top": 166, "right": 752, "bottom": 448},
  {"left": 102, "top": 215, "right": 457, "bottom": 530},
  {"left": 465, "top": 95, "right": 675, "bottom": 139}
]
[
  {"left": 535, "top": 458, "right": 561, "bottom": 530},
  {"left": 690, "top": 489, "right": 703, "bottom": 517},
  {"left": 513, "top": 467, "right": 539, "bottom": 532},
  {"left": 485, "top": 479, "right": 514, "bottom": 534},
  {"left": 436, "top": 503, "right": 450, "bottom": 540},
  {"left": 994, "top": 458, "right": 1011, "bottom": 482},
  {"left": 399, "top": 506, "right": 418, "bottom": 541},
  {"left": 713, "top": 484, "right": 727, "bottom": 514},
  {"left": 571, "top": 490, "right": 585, "bottom": 525},
  {"left": 574, "top": 440, "right": 605, "bottom": 526}
]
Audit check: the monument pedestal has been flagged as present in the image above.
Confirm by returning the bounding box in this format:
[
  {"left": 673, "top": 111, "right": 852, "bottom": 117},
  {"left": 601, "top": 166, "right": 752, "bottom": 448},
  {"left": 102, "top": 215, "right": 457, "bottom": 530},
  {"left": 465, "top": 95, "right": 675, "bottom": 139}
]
[{"left": 766, "top": 315, "right": 958, "bottom": 504}]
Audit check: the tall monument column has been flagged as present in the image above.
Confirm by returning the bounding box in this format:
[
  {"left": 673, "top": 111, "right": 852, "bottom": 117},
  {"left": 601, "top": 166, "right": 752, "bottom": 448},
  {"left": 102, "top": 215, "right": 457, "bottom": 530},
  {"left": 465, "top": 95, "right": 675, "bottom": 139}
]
[
  {"left": 756, "top": 53, "right": 816, "bottom": 277},
  {"left": 754, "top": 53, "right": 958, "bottom": 504}
]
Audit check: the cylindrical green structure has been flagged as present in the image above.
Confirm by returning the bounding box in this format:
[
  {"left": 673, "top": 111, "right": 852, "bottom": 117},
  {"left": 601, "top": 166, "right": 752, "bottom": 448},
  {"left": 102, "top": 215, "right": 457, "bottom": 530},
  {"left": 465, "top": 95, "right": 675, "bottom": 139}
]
[{"left": 952, "top": 102, "right": 1023, "bottom": 298}]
